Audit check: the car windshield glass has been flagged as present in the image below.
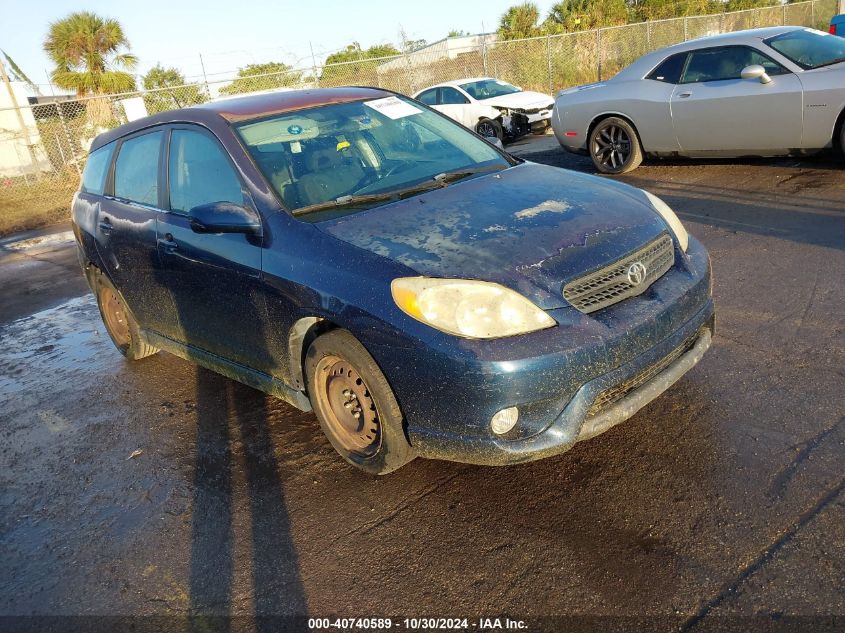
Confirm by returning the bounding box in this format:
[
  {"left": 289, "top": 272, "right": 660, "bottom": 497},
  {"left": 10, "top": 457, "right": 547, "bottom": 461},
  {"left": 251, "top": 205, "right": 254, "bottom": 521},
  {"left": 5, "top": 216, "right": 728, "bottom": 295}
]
[
  {"left": 235, "top": 95, "right": 510, "bottom": 220},
  {"left": 459, "top": 79, "right": 522, "bottom": 100},
  {"left": 765, "top": 28, "right": 845, "bottom": 69}
]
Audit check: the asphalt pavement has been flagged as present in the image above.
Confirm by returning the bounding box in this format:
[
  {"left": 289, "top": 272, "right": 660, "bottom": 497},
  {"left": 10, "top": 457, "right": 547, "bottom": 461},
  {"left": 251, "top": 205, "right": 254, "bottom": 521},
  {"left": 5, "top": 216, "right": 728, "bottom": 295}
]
[{"left": 1, "top": 134, "right": 843, "bottom": 632}]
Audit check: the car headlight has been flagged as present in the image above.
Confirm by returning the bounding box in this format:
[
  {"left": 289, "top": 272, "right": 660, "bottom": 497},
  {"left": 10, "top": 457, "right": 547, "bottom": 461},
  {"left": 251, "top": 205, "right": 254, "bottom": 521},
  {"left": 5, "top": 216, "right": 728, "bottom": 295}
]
[
  {"left": 643, "top": 190, "right": 688, "bottom": 252},
  {"left": 391, "top": 277, "right": 556, "bottom": 339}
]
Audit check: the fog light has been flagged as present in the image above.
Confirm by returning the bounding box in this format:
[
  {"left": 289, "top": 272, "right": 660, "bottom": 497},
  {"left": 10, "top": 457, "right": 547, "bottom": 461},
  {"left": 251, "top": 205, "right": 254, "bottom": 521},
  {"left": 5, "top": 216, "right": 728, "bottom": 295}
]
[{"left": 491, "top": 407, "right": 519, "bottom": 435}]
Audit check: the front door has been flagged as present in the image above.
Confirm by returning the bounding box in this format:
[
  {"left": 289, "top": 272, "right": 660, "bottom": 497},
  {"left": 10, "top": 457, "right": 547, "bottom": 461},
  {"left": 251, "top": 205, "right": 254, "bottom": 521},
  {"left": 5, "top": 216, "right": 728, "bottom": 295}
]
[
  {"left": 434, "top": 86, "right": 474, "bottom": 129},
  {"left": 670, "top": 45, "right": 803, "bottom": 152},
  {"left": 156, "top": 126, "right": 270, "bottom": 372}
]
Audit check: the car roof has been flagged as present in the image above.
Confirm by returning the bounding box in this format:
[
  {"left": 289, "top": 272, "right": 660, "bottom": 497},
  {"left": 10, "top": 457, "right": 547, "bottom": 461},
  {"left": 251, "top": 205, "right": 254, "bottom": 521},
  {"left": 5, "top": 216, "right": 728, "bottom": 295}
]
[
  {"left": 413, "top": 77, "right": 498, "bottom": 94},
  {"left": 90, "top": 86, "right": 392, "bottom": 152},
  {"left": 615, "top": 25, "right": 805, "bottom": 79}
]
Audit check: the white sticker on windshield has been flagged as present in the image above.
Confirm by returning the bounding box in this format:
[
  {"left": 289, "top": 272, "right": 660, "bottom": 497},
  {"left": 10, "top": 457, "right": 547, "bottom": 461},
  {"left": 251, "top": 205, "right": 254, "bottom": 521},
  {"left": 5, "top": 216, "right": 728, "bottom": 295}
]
[{"left": 363, "top": 96, "right": 421, "bottom": 119}]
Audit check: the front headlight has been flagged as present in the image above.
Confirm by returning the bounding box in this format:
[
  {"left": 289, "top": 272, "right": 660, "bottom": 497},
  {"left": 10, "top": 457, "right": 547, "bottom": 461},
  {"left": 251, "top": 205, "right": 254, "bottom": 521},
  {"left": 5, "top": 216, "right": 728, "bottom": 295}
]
[
  {"left": 391, "top": 277, "right": 556, "bottom": 339},
  {"left": 643, "top": 190, "right": 688, "bottom": 253}
]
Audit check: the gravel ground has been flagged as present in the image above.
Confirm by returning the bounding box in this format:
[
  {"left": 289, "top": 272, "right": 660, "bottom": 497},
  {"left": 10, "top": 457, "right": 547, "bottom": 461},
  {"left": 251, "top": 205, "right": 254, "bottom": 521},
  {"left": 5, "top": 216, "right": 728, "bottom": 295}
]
[{"left": 1, "top": 134, "right": 843, "bottom": 632}]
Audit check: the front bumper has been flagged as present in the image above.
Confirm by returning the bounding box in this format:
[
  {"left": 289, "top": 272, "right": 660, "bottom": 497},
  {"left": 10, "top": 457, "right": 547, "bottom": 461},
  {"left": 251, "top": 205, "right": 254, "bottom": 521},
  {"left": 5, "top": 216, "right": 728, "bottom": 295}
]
[{"left": 363, "top": 236, "right": 714, "bottom": 466}]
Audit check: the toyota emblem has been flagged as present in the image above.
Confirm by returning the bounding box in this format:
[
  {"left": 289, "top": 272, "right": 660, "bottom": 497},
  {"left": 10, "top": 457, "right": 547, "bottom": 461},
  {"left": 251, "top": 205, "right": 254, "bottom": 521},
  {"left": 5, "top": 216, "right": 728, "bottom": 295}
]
[{"left": 626, "top": 261, "right": 647, "bottom": 286}]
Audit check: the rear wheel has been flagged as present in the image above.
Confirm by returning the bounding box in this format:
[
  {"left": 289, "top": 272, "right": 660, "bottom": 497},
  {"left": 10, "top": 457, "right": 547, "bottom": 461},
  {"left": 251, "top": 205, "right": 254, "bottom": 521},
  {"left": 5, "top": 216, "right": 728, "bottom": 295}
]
[
  {"left": 305, "top": 329, "right": 414, "bottom": 475},
  {"left": 94, "top": 272, "right": 158, "bottom": 360},
  {"left": 589, "top": 116, "right": 643, "bottom": 174},
  {"left": 476, "top": 118, "right": 503, "bottom": 141}
]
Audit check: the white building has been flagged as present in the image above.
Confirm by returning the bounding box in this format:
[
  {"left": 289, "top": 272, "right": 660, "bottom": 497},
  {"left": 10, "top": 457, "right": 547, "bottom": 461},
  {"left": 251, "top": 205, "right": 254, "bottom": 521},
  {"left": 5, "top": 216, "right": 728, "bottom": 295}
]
[{"left": 0, "top": 81, "right": 51, "bottom": 178}]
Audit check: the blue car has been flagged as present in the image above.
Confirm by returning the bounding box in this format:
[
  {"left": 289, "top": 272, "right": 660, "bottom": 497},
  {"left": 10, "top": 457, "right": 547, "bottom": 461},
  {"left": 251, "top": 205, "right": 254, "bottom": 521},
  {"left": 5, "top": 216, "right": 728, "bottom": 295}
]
[
  {"left": 72, "top": 87, "right": 714, "bottom": 474},
  {"left": 831, "top": 14, "right": 845, "bottom": 35}
]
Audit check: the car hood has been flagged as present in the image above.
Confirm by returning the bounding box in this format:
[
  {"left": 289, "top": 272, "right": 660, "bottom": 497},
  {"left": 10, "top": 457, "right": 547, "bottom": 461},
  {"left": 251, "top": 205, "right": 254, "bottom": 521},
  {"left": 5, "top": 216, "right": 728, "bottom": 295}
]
[
  {"left": 316, "top": 162, "right": 670, "bottom": 310},
  {"left": 480, "top": 91, "right": 554, "bottom": 110}
]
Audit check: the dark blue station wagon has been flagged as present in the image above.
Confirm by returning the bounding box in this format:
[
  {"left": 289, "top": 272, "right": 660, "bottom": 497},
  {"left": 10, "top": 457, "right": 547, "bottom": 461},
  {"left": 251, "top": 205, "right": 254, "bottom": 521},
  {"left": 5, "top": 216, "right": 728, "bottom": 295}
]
[{"left": 72, "top": 87, "right": 714, "bottom": 474}]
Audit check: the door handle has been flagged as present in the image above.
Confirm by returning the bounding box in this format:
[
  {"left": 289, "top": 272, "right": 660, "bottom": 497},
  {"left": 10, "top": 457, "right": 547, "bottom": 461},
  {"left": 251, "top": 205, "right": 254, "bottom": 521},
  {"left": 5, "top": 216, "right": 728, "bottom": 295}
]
[
  {"left": 98, "top": 218, "right": 113, "bottom": 233},
  {"left": 677, "top": 92, "right": 692, "bottom": 99},
  {"left": 158, "top": 233, "right": 178, "bottom": 253}
]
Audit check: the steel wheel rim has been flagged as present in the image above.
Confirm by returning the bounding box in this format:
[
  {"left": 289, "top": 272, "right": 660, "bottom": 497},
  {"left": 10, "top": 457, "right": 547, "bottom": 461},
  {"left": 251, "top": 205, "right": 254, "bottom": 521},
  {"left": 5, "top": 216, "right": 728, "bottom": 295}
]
[
  {"left": 477, "top": 122, "right": 497, "bottom": 138},
  {"left": 593, "top": 124, "right": 631, "bottom": 170},
  {"left": 314, "top": 355, "right": 380, "bottom": 457},
  {"left": 100, "top": 287, "right": 131, "bottom": 347}
]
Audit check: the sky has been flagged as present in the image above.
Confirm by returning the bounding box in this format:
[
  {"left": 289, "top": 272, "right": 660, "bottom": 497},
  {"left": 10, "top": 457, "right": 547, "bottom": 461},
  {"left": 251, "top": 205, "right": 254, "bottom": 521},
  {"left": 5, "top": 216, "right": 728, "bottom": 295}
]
[{"left": 1, "top": 0, "right": 556, "bottom": 94}]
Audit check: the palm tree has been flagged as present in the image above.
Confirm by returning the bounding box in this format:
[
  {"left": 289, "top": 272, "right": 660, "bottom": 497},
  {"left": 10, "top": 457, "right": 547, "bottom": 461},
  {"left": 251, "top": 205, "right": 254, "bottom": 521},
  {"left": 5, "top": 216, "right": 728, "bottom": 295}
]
[{"left": 43, "top": 12, "right": 137, "bottom": 96}]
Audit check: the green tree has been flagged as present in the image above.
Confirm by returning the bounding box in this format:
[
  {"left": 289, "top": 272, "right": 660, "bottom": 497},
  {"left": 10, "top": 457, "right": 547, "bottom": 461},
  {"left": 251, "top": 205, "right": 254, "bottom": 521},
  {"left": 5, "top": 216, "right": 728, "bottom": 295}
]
[
  {"left": 498, "top": 2, "right": 544, "bottom": 39},
  {"left": 725, "top": 0, "right": 778, "bottom": 10},
  {"left": 447, "top": 29, "right": 470, "bottom": 37},
  {"left": 219, "top": 62, "right": 300, "bottom": 96},
  {"left": 320, "top": 42, "right": 401, "bottom": 84},
  {"left": 544, "top": 0, "right": 629, "bottom": 33},
  {"left": 43, "top": 11, "right": 137, "bottom": 95},
  {"left": 142, "top": 64, "right": 204, "bottom": 113},
  {"left": 631, "top": 0, "right": 716, "bottom": 20}
]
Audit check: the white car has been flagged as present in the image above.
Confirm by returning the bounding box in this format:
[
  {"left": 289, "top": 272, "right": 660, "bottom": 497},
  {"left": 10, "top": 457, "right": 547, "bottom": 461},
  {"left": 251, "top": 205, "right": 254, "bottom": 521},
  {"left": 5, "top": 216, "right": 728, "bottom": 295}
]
[{"left": 413, "top": 78, "right": 554, "bottom": 141}]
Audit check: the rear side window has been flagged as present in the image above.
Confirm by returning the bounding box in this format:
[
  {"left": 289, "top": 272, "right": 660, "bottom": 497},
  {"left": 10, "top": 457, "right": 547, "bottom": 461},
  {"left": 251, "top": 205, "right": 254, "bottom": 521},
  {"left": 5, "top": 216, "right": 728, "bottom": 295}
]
[
  {"left": 647, "top": 53, "right": 688, "bottom": 84},
  {"left": 168, "top": 129, "right": 243, "bottom": 214},
  {"left": 417, "top": 89, "right": 438, "bottom": 105},
  {"left": 114, "top": 131, "right": 163, "bottom": 206},
  {"left": 80, "top": 142, "right": 115, "bottom": 195}
]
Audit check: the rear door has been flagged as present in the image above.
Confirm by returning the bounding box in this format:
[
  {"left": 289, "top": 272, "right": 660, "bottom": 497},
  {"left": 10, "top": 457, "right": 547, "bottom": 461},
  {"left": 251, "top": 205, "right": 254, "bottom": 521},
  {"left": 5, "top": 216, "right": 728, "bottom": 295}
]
[
  {"left": 155, "top": 125, "right": 269, "bottom": 370},
  {"left": 670, "top": 45, "right": 803, "bottom": 152},
  {"left": 95, "top": 128, "right": 174, "bottom": 334}
]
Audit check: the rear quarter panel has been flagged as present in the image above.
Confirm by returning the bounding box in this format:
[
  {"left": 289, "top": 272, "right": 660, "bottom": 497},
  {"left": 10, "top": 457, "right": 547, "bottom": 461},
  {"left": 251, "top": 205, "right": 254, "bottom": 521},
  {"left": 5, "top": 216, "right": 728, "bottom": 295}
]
[{"left": 554, "top": 80, "right": 679, "bottom": 152}]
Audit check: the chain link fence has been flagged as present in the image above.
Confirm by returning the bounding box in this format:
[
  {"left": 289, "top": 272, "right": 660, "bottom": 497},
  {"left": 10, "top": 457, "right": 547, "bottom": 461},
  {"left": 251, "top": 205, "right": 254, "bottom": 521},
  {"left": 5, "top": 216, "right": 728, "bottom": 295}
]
[{"left": 0, "top": 0, "right": 836, "bottom": 232}]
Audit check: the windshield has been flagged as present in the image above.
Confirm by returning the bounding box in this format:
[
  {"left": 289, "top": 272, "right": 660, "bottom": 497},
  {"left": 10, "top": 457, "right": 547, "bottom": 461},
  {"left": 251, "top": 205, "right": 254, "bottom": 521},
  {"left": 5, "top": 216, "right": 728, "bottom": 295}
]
[
  {"left": 459, "top": 79, "right": 522, "bottom": 100},
  {"left": 764, "top": 28, "right": 845, "bottom": 69},
  {"left": 235, "top": 95, "right": 509, "bottom": 220}
]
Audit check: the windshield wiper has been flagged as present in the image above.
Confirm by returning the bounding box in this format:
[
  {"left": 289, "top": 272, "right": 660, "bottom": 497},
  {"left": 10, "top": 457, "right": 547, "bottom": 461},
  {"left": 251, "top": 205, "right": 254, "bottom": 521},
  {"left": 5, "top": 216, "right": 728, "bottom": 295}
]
[{"left": 292, "top": 164, "right": 507, "bottom": 216}]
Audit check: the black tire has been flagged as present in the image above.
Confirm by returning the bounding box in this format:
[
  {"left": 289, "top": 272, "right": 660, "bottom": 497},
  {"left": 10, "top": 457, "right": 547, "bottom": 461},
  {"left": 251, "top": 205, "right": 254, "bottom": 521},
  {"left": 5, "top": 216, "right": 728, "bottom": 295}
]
[
  {"left": 305, "top": 329, "right": 414, "bottom": 475},
  {"left": 839, "top": 118, "right": 845, "bottom": 158},
  {"left": 94, "top": 270, "right": 158, "bottom": 360},
  {"left": 589, "top": 116, "right": 643, "bottom": 175},
  {"left": 476, "top": 118, "right": 503, "bottom": 141}
]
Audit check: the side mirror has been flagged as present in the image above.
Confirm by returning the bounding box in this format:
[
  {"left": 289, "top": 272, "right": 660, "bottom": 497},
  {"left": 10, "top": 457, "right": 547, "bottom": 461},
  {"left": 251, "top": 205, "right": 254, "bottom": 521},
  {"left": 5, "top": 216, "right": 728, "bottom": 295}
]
[
  {"left": 491, "top": 137, "right": 505, "bottom": 150},
  {"left": 189, "top": 201, "right": 261, "bottom": 235},
  {"left": 741, "top": 64, "right": 771, "bottom": 84}
]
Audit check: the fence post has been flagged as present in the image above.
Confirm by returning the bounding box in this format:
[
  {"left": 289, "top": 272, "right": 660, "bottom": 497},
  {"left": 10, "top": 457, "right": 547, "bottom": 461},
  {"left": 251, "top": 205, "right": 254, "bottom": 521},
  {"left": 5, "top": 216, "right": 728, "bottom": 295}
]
[
  {"left": 546, "top": 34, "right": 553, "bottom": 94},
  {"left": 811, "top": 0, "right": 815, "bottom": 27},
  {"left": 55, "top": 102, "right": 80, "bottom": 176},
  {"left": 481, "top": 34, "right": 488, "bottom": 75},
  {"left": 596, "top": 29, "right": 602, "bottom": 82},
  {"left": 840, "top": 0, "right": 845, "bottom": 16},
  {"left": 683, "top": 17, "right": 689, "bottom": 40}
]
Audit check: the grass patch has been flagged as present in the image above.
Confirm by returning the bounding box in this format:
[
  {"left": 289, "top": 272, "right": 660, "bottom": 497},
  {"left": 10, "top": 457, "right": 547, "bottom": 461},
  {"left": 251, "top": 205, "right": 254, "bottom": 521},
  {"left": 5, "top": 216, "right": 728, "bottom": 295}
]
[{"left": 0, "top": 175, "right": 78, "bottom": 237}]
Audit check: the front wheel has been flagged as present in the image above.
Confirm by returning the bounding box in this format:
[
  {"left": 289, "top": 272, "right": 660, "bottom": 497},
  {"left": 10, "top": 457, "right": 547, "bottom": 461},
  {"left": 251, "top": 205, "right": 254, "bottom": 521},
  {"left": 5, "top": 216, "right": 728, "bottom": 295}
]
[
  {"left": 305, "top": 329, "right": 414, "bottom": 475},
  {"left": 476, "top": 118, "right": 503, "bottom": 141},
  {"left": 589, "top": 117, "right": 643, "bottom": 174}
]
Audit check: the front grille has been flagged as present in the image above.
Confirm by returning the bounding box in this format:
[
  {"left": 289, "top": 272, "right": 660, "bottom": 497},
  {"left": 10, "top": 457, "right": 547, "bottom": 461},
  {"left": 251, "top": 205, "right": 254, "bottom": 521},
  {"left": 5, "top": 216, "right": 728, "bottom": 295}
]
[
  {"left": 563, "top": 234, "right": 675, "bottom": 313},
  {"left": 586, "top": 330, "right": 700, "bottom": 417}
]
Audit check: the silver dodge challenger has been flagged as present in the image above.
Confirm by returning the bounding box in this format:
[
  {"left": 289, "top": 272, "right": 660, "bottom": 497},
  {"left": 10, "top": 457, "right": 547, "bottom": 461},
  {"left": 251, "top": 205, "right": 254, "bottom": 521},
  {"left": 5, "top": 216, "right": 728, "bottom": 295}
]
[{"left": 552, "top": 26, "right": 845, "bottom": 173}]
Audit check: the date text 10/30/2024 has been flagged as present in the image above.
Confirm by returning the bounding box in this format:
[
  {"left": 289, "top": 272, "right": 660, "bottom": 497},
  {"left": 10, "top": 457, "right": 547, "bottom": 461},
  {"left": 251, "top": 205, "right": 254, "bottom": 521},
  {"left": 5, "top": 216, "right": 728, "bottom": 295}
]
[{"left": 308, "top": 617, "right": 528, "bottom": 630}]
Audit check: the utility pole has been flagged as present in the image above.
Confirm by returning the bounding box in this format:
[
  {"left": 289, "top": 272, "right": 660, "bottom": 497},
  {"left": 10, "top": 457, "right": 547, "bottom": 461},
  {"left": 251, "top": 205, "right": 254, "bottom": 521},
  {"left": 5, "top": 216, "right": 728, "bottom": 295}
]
[
  {"left": 198, "top": 53, "right": 210, "bottom": 97},
  {"left": 0, "top": 56, "right": 40, "bottom": 176},
  {"left": 309, "top": 41, "right": 319, "bottom": 87}
]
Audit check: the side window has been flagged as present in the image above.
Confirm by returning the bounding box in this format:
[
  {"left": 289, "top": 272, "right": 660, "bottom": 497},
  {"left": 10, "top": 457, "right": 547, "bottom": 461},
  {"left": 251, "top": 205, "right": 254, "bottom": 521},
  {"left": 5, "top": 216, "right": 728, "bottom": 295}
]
[
  {"left": 647, "top": 53, "right": 688, "bottom": 84},
  {"left": 682, "top": 46, "right": 787, "bottom": 83},
  {"left": 168, "top": 129, "right": 243, "bottom": 214},
  {"left": 114, "top": 131, "right": 163, "bottom": 206},
  {"left": 417, "top": 89, "right": 438, "bottom": 105},
  {"left": 80, "top": 141, "right": 115, "bottom": 195},
  {"left": 747, "top": 48, "right": 788, "bottom": 76},
  {"left": 439, "top": 87, "right": 469, "bottom": 105}
]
